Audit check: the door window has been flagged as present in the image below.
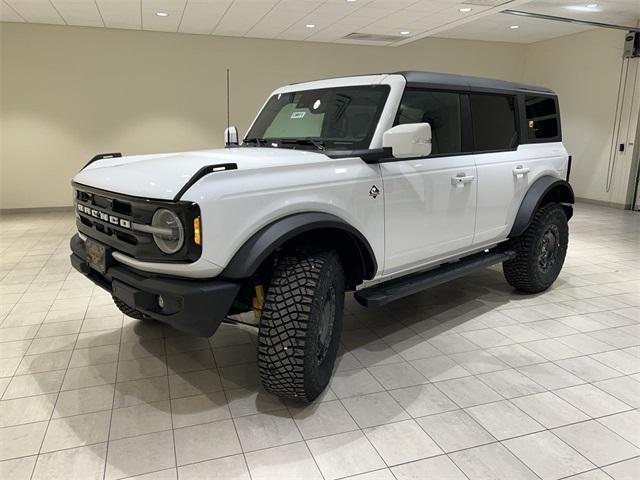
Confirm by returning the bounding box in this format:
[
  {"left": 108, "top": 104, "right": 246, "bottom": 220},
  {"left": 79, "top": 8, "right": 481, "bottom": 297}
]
[
  {"left": 470, "top": 94, "right": 518, "bottom": 151},
  {"left": 394, "top": 90, "right": 462, "bottom": 155}
]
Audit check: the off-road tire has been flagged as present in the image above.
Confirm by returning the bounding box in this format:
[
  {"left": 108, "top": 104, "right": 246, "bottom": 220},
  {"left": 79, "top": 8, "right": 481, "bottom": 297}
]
[
  {"left": 112, "top": 296, "right": 148, "bottom": 320},
  {"left": 503, "top": 202, "right": 568, "bottom": 293},
  {"left": 258, "top": 250, "right": 345, "bottom": 403}
]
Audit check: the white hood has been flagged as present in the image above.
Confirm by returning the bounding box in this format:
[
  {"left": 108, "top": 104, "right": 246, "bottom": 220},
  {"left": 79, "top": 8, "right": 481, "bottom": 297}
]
[{"left": 73, "top": 147, "right": 330, "bottom": 200}]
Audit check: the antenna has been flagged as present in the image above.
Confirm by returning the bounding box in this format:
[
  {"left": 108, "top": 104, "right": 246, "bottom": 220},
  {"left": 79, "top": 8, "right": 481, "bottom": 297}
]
[{"left": 226, "top": 68, "right": 230, "bottom": 144}]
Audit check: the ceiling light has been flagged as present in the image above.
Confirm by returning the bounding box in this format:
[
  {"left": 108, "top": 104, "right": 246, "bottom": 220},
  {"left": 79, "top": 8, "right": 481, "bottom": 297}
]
[
  {"left": 400, "top": 31, "right": 411, "bottom": 35},
  {"left": 510, "top": 25, "right": 519, "bottom": 29},
  {"left": 586, "top": 3, "right": 598, "bottom": 8},
  {"left": 155, "top": 12, "right": 168, "bottom": 17},
  {"left": 306, "top": 24, "right": 316, "bottom": 28},
  {"left": 346, "top": 0, "right": 357, "bottom": 2},
  {"left": 459, "top": 8, "right": 472, "bottom": 12}
]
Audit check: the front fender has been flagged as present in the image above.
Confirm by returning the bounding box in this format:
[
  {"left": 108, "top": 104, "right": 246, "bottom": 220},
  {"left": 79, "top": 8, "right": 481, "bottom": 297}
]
[
  {"left": 509, "top": 176, "right": 574, "bottom": 237},
  {"left": 221, "top": 212, "right": 377, "bottom": 280}
]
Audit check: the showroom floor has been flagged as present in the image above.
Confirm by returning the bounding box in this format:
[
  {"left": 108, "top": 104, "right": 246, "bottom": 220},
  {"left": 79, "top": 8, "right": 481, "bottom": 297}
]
[{"left": 0, "top": 203, "right": 638, "bottom": 480}]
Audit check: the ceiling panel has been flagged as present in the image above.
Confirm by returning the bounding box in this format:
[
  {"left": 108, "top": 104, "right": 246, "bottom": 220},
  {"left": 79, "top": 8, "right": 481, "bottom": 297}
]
[
  {"left": 213, "top": 0, "right": 278, "bottom": 36},
  {"left": 1, "top": 0, "right": 639, "bottom": 45},
  {"left": 5, "top": 0, "right": 64, "bottom": 24},
  {"left": 516, "top": 0, "right": 639, "bottom": 26},
  {"left": 0, "top": 2, "right": 25, "bottom": 22},
  {"left": 435, "top": 0, "right": 639, "bottom": 43},
  {"left": 51, "top": 0, "right": 102, "bottom": 27},
  {"left": 435, "top": 10, "right": 593, "bottom": 43},
  {"left": 141, "top": 0, "right": 186, "bottom": 32},
  {"left": 179, "top": 0, "right": 233, "bottom": 34},
  {"left": 247, "top": 8, "right": 306, "bottom": 37},
  {"left": 96, "top": 0, "right": 141, "bottom": 30}
]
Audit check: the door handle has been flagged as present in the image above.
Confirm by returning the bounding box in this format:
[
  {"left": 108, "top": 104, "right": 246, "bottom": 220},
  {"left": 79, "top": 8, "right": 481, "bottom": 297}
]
[
  {"left": 451, "top": 174, "right": 475, "bottom": 188},
  {"left": 513, "top": 165, "right": 530, "bottom": 179}
]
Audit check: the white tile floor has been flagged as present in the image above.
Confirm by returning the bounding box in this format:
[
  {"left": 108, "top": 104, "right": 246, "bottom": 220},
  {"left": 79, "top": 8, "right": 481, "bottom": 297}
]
[{"left": 0, "top": 203, "right": 638, "bottom": 480}]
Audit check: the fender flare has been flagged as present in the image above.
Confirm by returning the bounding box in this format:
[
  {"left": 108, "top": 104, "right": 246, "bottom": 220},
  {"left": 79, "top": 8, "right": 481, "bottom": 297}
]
[
  {"left": 509, "top": 176, "right": 575, "bottom": 238},
  {"left": 221, "top": 212, "right": 378, "bottom": 280}
]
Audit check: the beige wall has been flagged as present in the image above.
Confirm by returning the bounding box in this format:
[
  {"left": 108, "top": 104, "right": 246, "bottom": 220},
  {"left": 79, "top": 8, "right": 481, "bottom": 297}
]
[
  {"left": 0, "top": 23, "right": 527, "bottom": 209},
  {"left": 1, "top": 22, "right": 632, "bottom": 210},
  {"left": 523, "top": 28, "right": 632, "bottom": 206}
]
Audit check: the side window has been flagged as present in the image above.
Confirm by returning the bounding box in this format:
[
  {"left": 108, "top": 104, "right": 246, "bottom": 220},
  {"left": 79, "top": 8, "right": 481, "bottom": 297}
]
[
  {"left": 525, "top": 96, "right": 559, "bottom": 140},
  {"left": 470, "top": 94, "right": 518, "bottom": 151},
  {"left": 394, "top": 90, "right": 462, "bottom": 155}
]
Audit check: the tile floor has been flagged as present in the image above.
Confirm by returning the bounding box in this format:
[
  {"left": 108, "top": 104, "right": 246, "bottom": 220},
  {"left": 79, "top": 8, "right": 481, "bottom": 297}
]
[{"left": 0, "top": 203, "right": 638, "bottom": 480}]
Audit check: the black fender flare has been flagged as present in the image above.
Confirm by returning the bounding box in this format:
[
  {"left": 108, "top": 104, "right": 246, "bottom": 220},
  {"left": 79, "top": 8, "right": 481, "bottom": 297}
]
[
  {"left": 221, "top": 212, "right": 378, "bottom": 281},
  {"left": 509, "top": 176, "right": 575, "bottom": 238}
]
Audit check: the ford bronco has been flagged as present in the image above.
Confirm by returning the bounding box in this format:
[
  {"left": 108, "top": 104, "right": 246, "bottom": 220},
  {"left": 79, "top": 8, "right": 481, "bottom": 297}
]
[{"left": 70, "top": 71, "right": 573, "bottom": 402}]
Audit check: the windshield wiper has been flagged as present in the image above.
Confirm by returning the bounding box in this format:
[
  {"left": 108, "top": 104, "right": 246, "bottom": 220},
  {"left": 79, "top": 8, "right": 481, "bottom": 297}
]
[
  {"left": 243, "top": 137, "right": 326, "bottom": 150},
  {"left": 243, "top": 138, "right": 268, "bottom": 146},
  {"left": 277, "top": 138, "right": 326, "bottom": 151}
]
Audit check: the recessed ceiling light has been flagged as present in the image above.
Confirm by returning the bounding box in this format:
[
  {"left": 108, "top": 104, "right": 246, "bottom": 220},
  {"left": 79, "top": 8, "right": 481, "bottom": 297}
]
[
  {"left": 510, "top": 25, "right": 519, "bottom": 29},
  {"left": 400, "top": 31, "right": 411, "bottom": 35},
  {"left": 155, "top": 12, "right": 169, "bottom": 17},
  {"left": 346, "top": 0, "right": 357, "bottom": 2},
  {"left": 306, "top": 24, "right": 316, "bottom": 28},
  {"left": 459, "top": 8, "right": 472, "bottom": 12},
  {"left": 586, "top": 3, "right": 598, "bottom": 8}
]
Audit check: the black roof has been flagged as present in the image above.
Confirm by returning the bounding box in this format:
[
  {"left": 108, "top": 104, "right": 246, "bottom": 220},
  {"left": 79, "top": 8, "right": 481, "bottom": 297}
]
[{"left": 397, "top": 71, "right": 555, "bottom": 95}]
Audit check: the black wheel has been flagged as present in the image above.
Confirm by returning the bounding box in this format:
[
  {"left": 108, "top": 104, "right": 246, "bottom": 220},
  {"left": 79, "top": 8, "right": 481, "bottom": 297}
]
[
  {"left": 258, "top": 250, "right": 345, "bottom": 403},
  {"left": 503, "top": 202, "right": 568, "bottom": 293},
  {"left": 112, "top": 296, "right": 148, "bottom": 320}
]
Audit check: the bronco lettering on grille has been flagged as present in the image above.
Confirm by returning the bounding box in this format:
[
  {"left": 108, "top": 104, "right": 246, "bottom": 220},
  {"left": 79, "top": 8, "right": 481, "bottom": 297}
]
[{"left": 77, "top": 204, "right": 131, "bottom": 229}]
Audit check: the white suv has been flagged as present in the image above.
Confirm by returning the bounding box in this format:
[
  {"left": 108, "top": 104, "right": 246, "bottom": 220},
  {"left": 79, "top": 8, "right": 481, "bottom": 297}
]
[{"left": 70, "top": 72, "right": 574, "bottom": 402}]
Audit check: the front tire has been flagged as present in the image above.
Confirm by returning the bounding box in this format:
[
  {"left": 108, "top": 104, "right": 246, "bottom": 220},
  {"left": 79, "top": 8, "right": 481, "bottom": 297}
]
[
  {"left": 258, "top": 250, "right": 345, "bottom": 403},
  {"left": 503, "top": 202, "right": 568, "bottom": 293}
]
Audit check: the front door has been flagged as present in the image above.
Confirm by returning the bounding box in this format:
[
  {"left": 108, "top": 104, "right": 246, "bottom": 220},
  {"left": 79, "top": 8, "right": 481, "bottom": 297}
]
[{"left": 380, "top": 89, "right": 477, "bottom": 275}]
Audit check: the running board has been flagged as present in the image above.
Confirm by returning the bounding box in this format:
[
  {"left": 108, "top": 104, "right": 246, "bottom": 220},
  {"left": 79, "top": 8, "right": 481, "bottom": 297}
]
[{"left": 355, "top": 250, "right": 516, "bottom": 308}]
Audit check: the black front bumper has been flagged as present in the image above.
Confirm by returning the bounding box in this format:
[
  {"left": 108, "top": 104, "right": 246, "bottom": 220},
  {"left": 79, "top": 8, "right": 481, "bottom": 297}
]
[{"left": 70, "top": 234, "right": 239, "bottom": 337}]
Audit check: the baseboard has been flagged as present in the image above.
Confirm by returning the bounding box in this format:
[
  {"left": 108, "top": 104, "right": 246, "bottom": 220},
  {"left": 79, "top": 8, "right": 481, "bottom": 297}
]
[
  {"left": 575, "top": 197, "right": 631, "bottom": 210},
  {"left": 0, "top": 206, "right": 74, "bottom": 215}
]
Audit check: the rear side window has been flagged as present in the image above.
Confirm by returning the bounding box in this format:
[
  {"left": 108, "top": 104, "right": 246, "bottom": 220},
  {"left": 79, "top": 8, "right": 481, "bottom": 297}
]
[
  {"left": 394, "top": 89, "right": 462, "bottom": 155},
  {"left": 525, "top": 96, "right": 559, "bottom": 140},
  {"left": 470, "top": 94, "right": 518, "bottom": 151}
]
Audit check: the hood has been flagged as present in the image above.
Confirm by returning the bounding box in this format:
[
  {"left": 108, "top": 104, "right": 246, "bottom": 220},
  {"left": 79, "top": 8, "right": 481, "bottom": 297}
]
[{"left": 73, "top": 147, "right": 329, "bottom": 200}]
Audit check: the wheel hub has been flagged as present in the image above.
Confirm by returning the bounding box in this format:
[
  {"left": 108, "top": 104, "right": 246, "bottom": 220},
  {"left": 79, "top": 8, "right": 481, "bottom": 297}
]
[
  {"left": 317, "top": 287, "right": 336, "bottom": 364},
  {"left": 537, "top": 225, "right": 560, "bottom": 273}
]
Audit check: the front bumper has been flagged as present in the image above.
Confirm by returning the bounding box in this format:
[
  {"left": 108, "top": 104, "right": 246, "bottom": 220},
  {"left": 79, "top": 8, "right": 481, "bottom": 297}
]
[{"left": 70, "top": 234, "right": 239, "bottom": 337}]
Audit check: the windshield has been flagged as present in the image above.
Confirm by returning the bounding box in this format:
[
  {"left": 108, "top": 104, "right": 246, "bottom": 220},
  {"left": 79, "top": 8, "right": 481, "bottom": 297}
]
[{"left": 245, "top": 85, "right": 390, "bottom": 151}]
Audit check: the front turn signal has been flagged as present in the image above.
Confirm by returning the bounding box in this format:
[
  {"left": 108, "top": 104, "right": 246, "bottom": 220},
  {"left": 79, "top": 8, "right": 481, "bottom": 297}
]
[{"left": 193, "top": 216, "right": 201, "bottom": 245}]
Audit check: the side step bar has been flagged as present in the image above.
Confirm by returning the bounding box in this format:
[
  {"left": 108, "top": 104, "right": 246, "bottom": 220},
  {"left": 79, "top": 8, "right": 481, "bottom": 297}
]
[{"left": 355, "top": 250, "right": 516, "bottom": 308}]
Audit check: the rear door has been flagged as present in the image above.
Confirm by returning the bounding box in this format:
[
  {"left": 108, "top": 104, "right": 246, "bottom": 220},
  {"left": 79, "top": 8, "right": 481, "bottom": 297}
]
[
  {"left": 380, "top": 89, "right": 477, "bottom": 275},
  {"left": 471, "top": 93, "right": 529, "bottom": 244},
  {"left": 472, "top": 93, "right": 564, "bottom": 244}
]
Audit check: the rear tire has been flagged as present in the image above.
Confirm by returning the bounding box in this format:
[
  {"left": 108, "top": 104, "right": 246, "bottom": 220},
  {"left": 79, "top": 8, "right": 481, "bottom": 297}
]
[
  {"left": 258, "top": 250, "right": 345, "bottom": 403},
  {"left": 112, "top": 296, "right": 148, "bottom": 320},
  {"left": 503, "top": 202, "right": 568, "bottom": 293}
]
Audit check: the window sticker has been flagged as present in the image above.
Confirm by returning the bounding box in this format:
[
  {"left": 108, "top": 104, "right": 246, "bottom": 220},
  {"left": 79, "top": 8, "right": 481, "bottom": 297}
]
[{"left": 291, "top": 111, "right": 306, "bottom": 119}]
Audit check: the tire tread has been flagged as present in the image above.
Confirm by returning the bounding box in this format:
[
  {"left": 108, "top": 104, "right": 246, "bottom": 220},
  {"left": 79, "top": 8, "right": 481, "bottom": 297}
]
[
  {"left": 258, "top": 251, "right": 342, "bottom": 402},
  {"left": 503, "top": 202, "right": 568, "bottom": 293}
]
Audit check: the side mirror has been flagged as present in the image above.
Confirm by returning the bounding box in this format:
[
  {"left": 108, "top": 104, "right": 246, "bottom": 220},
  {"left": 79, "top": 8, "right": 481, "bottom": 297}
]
[
  {"left": 382, "top": 123, "right": 432, "bottom": 159},
  {"left": 224, "top": 126, "right": 239, "bottom": 147}
]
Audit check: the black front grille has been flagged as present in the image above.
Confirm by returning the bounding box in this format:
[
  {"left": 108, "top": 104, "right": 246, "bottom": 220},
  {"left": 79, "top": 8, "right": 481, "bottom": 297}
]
[{"left": 73, "top": 182, "right": 201, "bottom": 263}]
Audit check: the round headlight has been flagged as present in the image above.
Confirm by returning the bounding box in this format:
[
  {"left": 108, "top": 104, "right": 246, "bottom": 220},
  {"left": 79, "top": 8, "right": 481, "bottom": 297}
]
[{"left": 152, "top": 209, "right": 184, "bottom": 254}]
